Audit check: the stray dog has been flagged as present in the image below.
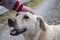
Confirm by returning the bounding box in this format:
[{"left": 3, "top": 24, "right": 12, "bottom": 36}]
[{"left": 8, "top": 12, "right": 60, "bottom": 40}]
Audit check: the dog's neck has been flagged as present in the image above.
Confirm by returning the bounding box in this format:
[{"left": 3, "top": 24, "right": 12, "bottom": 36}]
[
  {"left": 23, "top": 23, "right": 41, "bottom": 40},
  {"left": 23, "top": 22, "right": 53, "bottom": 40}
]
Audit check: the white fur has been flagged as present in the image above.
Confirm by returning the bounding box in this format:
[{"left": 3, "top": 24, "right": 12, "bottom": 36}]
[{"left": 13, "top": 12, "right": 60, "bottom": 40}]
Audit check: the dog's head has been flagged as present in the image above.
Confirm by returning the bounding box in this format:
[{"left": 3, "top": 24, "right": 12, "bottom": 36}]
[{"left": 8, "top": 12, "right": 46, "bottom": 36}]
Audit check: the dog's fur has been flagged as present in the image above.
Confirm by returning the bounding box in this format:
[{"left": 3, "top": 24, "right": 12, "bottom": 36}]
[{"left": 9, "top": 12, "right": 60, "bottom": 40}]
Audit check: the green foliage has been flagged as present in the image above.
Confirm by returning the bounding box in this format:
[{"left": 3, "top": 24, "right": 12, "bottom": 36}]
[{"left": 24, "top": 0, "right": 41, "bottom": 7}]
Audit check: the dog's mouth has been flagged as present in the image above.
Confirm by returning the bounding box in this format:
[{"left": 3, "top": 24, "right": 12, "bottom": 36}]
[
  {"left": 8, "top": 18, "right": 27, "bottom": 36},
  {"left": 10, "top": 28, "right": 27, "bottom": 36}
]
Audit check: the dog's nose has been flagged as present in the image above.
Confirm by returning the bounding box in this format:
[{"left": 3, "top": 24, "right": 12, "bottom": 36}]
[{"left": 8, "top": 18, "right": 16, "bottom": 27}]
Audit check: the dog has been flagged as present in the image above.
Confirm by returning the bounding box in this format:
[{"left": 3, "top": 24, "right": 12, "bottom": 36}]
[{"left": 8, "top": 12, "right": 60, "bottom": 40}]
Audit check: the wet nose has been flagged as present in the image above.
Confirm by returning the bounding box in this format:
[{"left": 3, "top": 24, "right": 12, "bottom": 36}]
[{"left": 8, "top": 18, "right": 16, "bottom": 27}]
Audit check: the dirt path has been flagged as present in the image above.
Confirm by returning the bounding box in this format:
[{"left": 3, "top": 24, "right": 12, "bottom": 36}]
[{"left": 34, "top": 0, "right": 60, "bottom": 25}]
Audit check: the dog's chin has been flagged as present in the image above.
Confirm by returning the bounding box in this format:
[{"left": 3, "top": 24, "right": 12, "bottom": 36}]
[{"left": 10, "top": 28, "right": 27, "bottom": 36}]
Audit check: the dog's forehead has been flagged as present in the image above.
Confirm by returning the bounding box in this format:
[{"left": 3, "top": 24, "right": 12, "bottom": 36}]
[
  {"left": 17, "top": 12, "right": 37, "bottom": 18},
  {"left": 20, "top": 12, "right": 34, "bottom": 17}
]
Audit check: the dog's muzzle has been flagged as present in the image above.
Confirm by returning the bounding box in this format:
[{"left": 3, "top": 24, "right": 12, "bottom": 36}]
[
  {"left": 8, "top": 18, "right": 27, "bottom": 36},
  {"left": 10, "top": 28, "right": 27, "bottom": 36}
]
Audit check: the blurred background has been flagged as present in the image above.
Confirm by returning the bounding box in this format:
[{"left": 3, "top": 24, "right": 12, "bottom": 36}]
[{"left": 0, "top": 0, "right": 60, "bottom": 40}]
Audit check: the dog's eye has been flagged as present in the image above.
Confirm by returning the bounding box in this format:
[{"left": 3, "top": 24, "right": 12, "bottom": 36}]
[
  {"left": 16, "top": 13, "right": 19, "bottom": 16},
  {"left": 23, "top": 15, "right": 29, "bottom": 19}
]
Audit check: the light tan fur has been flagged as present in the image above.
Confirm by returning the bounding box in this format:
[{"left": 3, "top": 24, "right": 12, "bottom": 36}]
[{"left": 10, "top": 12, "right": 60, "bottom": 40}]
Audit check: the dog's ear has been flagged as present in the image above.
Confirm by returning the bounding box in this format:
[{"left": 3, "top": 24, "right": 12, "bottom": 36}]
[{"left": 37, "top": 16, "right": 46, "bottom": 31}]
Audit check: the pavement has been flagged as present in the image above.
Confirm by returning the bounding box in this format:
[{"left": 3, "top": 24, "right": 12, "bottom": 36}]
[{"left": 34, "top": 0, "right": 60, "bottom": 25}]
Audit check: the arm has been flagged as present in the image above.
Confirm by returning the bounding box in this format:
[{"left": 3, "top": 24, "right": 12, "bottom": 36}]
[
  {"left": 12, "top": 0, "right": 35, "bottom": 14},
  {"left": 0, "top": 0, "right": 35, "bottom": 14}
]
